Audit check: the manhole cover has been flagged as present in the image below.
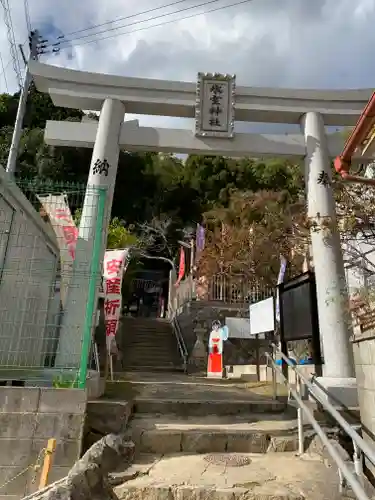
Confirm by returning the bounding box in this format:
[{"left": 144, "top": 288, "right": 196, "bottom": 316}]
[{"left": 204, "top": 454, "right": 252, "bottom": 467}]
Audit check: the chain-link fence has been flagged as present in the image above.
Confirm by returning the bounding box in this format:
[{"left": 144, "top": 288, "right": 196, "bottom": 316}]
[{"left": 0, "top": 174, "right": 105, "bottom": 387}]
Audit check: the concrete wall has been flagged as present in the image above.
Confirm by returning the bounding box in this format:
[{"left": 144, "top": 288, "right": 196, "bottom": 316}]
[
  {"left": 352, "top": 330, "right": 375, "bottom": 480},
  {"left": 0, "top": 168, "right": 60, "bottom": 368},
  {"left": 177, "top": 301, "right": 271, "bottom": 371},
  {"left": 0, "top": 386, "right": 86, "bottom": 499}
]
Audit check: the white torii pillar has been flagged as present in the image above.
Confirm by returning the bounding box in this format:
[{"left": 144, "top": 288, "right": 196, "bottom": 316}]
[
  {"left": 301, "top": 111, "right": 357, "bottom": 406},
  {"left": 55, "top": 98, "right": 125, "bottom": 369}
]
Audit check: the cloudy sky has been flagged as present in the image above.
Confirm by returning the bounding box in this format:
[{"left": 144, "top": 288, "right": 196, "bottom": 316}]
[{"left": 1, "top": 0, "right": 375, "bottom": 130}]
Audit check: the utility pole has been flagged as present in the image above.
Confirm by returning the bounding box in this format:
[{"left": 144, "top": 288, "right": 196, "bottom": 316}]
[{"left": 6, "top": 29, "right": 46, "bottom": 176}]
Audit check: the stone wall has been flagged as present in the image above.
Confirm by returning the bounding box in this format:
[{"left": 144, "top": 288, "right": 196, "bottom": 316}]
[
  {"left": 83, "top": 400, "right": 133, "bottom": 452},
  {"left": 352, "top": 329, "right": 375, "bottom": 482},
  {"left": 0, "top": 387, "right": 86, "bottom": 499},
  {"left": 177, "top": 300, "right": 271, "bottom": 372}
]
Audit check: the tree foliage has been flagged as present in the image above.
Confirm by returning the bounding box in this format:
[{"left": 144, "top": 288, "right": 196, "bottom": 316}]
[
  {"left": 335, "top": 175, "right": 375, "bottom": 276},
  {"left": 198, "top": 190, "right": 306, "bottom": 286}
]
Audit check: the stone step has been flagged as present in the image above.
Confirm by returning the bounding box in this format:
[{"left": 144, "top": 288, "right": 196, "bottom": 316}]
[
  {"left": 124, "top": 332, "right": 173, "bottom": 337},
  {"left": 113, "top": 452, "right": 340, "bottom": 500},
  {"left": 122, "top": 363, "right": 182, "bottom": 370},
  {"left": 123, "top": 344, "right": 173, "bottom": 350},
  {"left": 124, "top": 333, "right": 173, "bottom": 338},
  {"left": 122, "top": 354, "right": 180, "bottom": 363},
  {"left": 121, "top": 318, "right": 170, "bottom": 324},
  {"left": 123, "top": 343, "right": 177, "bottom": 350},
  {"left": 124, "top": 332, "right": 173, "bottom": 338},
  {"left": 133, "top": 398, "right": 287, "bottom": 417},
  {"left": 122, "top": 355, "right": 178, "bottom": 362},
  {"left": 122, "top": 346, "right": 178, "bottom": 354},
  {"left": 121, "top": 322, "right": 172, "bottom": 331},
  {"left": 129, "top": 413, "right": 306, "bottom": 454},
  {"left": 122, "top": 365, "right": 184, "bottom": 372},
  {"left": 124, "top": 339, "right": 174, "bottom": 351},
  {"left": 122, "top": 353, "right": 178, "bottom": 360},
  {"left": 122, "top": 363, "right": 182, "bottom": 371},
  {"left": 122, "top": 357, "right": 180, "bottom": 365},
  {"left": 125, "top": 342, "right": 173, "bottom": 348},
  {"left": 123, "top": 337, "right": 173, "bottom": 344},
  {"left": 123, "top": 327, "right": 173, "bottom": 333}
]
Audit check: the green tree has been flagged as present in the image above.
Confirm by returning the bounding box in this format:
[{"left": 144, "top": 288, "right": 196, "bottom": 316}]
[
  {"left": 199, "top": 189, "right": 306, "bottom": 285},
  {"left": 182, "top": 155, "right": 304, "bottom": 213},
  {"left": 106, "top": 217, "right": 138, "bottom": 249},
  {"left": 0, "top": 93, "right": 19, "bottom": 128}
]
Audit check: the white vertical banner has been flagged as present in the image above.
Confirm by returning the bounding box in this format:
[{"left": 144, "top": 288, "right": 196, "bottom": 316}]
[
  {"left": 37, "top": 194, "right": 78, "bottom": 306},
  {"left": 275, "top": 255, "right": 288, "bottom": 323},
  {"left": 103, "top": 249, "right": 130, "bottom": 351}
]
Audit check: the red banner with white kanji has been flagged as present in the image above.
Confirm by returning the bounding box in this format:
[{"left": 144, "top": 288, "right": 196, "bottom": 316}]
[
  {"left": 175, "top": 246, "right": 185, "bottom": 287},
  {"left": 37, "top": 194, "right": 78, "bottom": 306},
  {"left": 103, "top": 249, "right": 130, "bottom": 350}
]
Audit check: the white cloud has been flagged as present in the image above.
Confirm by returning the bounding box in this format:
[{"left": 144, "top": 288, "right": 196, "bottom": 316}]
[{"left": 1, "top": 0, "right": 375, "bottom": 130}]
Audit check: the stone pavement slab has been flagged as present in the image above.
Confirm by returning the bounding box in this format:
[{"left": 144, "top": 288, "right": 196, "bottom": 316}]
[
  {"left": 130, "top": 414, "right": 301, "bottom": 433},
  {"left": 114, "top": 452, "right": 344, "bottom": 500},
  {"left": 111, "top": 371, "right": 287, "bottom": 402},
  {"left": 128, "top": 414, "right": 323, "bottom": 455}
]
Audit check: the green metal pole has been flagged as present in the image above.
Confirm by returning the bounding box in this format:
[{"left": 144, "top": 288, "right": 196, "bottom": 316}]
[{"left": 78, "top": 187, "right": 106, "bottom": 389}]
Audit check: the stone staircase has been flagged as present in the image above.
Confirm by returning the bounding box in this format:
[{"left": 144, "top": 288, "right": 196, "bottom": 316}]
[
  {"left": 119, "top": 317, "right": 182, "bottom": 371},
  {"left": 100, "top": 373, "right": 344, "bottom": 500}
]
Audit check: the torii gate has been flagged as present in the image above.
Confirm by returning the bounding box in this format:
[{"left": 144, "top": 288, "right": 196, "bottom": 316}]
[{"left": 29, "top": 60, "right": 375, "bottom": 404}]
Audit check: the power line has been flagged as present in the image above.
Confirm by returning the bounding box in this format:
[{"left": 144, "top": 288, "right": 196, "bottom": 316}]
[
  {"left": 0, "top": 0, "right": 22, "bottom": 88},
  {"left": 59, "top": 0, "right": 191, "bottom": 38},
  {"left": 0, "top": 52, "right": 9, "bottom": 92},
  {"left": 57, "top": 0, "right": 222, "bottom": 45},
  {"left": 24, "top": 0, "right": 31, "bottom": 33},
  {"left": 54, "top": 0, "right": 254, "bottom": 50}
]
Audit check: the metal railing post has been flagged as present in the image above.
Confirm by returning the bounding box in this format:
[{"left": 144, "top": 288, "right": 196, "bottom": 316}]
[
  {"left": 352, "top": 424, "right": 364, "bottom": 485},
  {"left": 296, "top": 373, "right": 304, "bottom": 455},
  {"left": 266, "top": 354, "right": 370, "bottom": 500},
  {"left": 271, "top": 363, "right": 277, "bottom": 400},
  {"left": 274, "top": 345, "right": 375, "bottom": 467}
]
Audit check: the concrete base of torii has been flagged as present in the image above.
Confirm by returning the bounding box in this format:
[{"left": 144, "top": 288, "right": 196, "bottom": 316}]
[{"left": 313, "top": 377, "right": 358, "bottom": 408}]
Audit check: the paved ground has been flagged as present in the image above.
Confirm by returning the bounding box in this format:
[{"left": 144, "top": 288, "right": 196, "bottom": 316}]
[{"left": 113, "top": 452, "right": 345, "bottom": 500}]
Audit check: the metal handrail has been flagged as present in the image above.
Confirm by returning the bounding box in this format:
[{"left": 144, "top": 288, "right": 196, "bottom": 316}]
[
  {"left": 167, "top": 271, "right": 190, "bottom": 372},
  {"left": 171, "top": 315, "right": 188, "bottom": 373},
  {"left": 273, "top": 345, "right": 375, "bottom": 467},
  {"left": 266, "top": 353, "right": 369, "bottom": 500}
]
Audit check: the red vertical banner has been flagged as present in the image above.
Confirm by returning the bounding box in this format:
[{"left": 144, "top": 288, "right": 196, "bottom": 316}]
[
  {"left": 103, "top": 249, "right": 130, "bottom": 350},
  {"left": 37, "top": 194, "right": 78, "bottom": 306},
  {"left": 175, "top": 247, "right": 185, "bottom": 287}
]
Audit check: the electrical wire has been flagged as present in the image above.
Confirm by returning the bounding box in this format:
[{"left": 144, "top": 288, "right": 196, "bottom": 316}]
[
  {"left": 0, "top": 0, "right": 22, "bottom": 87},
  {"left": 0, "top": 51, "right": 9, "bottom": 92},
  {"left": 59, "top": 0, "right": 192, "bottom": 38},
  {"left": 57, "top": 0, "right": 222, "bottom": 45},
  {"left": 24, "top": 0, "right": 31, "bottom": 33},
  {"left": 55, "top": 0, "right": 254, "bottom": 50}
]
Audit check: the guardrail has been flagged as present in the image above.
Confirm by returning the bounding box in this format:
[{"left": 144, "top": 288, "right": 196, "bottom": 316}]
[
  {"left": 171, "top": 315, "right": 188, "bottom": 373},
  {"left": 208, "top": 275, "right": 273, "bottom": 303},
  {"left": 167, "top": 271, "right": 189, "bottom": 372},
  {"left": 265, "top": 345, "right": 375, "bottom": 500}
]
